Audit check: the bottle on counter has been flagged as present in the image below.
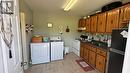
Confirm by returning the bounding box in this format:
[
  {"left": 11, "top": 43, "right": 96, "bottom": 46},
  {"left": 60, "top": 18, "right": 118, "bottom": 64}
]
[{"left": 107, "top": 39, "right": 111, "bottom": 47}]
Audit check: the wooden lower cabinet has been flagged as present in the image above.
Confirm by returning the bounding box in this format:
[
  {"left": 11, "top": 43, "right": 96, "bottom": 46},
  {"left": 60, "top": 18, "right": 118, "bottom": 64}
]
[
  {"left": 89, "top": 50, "right": 96, "bottom": 67},
  {"left": 80, "top": 43, "right": 84, "bottom": 58},
  {"left": 84, "top": 46, "right": 89, "bottom": 62},
  {"left": 96, "top": 54, "right": 106, "bottom": 73},
  {"left": 80, "top": 43, "right": 107, "bottom": 73}
]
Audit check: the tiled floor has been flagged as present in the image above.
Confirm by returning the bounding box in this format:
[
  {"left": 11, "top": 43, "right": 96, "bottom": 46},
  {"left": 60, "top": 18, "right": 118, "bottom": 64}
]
[{"left": 25, "top": 53, "right": 98, "bottom": 73}]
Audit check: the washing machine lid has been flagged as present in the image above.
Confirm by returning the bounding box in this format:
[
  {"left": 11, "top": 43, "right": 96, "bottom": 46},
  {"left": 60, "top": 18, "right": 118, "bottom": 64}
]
[{"left": 50, "top": 36, "right": 62, "bottom": 41}]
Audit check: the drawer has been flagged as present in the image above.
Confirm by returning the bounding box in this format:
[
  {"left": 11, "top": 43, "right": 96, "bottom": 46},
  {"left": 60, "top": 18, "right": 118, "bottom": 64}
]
[
  {"left": 89, "top": 46, "right": 97, "bottom": 52},
  {"left": 97, "top": 49, "right": 107, "bottom": 57}
]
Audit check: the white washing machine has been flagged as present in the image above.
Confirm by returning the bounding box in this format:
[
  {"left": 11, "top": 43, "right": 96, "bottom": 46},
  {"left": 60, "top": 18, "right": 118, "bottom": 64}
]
[{"left": 50, "top": 36, "right": 64, "bottom": 61}]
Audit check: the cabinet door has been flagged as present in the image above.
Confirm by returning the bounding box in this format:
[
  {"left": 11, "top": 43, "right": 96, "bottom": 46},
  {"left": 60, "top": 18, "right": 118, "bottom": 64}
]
[
  {"left": 78, "top": 19, "right": 82, "bottom": 28},
  {"left": 84, "top": 45, "right": 89, "bottom": 62},
  {"left": 97, "top": 13, "right": 107, "bottom": 33},
  {"left": 80, "top": 43, "right": 84, "bottom": 58},
  {"left": 90, "top": 15, "right": 97, "bottom": 33},
  {"left": 78, "top": 19, "right": 86, "bottom": 28},
  {"left": 89, "top": 50, "right": 96, "bottom": 66},
  {"left": 86, "top": 18, "right": 91, "bottom": 32},
  {"left": 106, "top": 9, "right": 120, "bottom": 33},
  {"left": 123, "top": 4, "right": 130, "bottom": 22},
  {"left": 82, "top": 19, "right": 86, "bottom": 27},
  {"left": 96, "top": 54, "right": 106, "bottom": 73},
  {"left": 119, "top": 4, "right": 130, "bottom": 28}
]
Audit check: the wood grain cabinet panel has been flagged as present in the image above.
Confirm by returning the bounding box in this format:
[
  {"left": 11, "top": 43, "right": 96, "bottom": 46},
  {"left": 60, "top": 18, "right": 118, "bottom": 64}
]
[
  {"left": 123, "top": 4, "right": 130, "bottom": 22},
  {"left": 83, "top": 45, "right": 89, "bottom": 62},
  {"left": 78, "top": 19, "right": 82, "bottom": 28},
  {"left": 78, "top": 19, "right": 86, "bottom": 28},
  {"left": 119, "top": 4, "right": 130, "bottom": 28},
  {"left": 97, "top": 48, "right": 107, "bottom": 57},
  {"left": 86, "top": 18, "right": 91, "bottom": 32},
  {"left": 90, "top": 15, "right": 98, "bottom": 33},
  {"left": 89, "top": 50, "right": 96, "bottom": 67},
  {"left": 89, "top": 46, "right": 97, "bottom": 52},
  {"left": 96, "top": 54, "right": 106, "bottom": 73},
  {"left": 97, "top": 13, "right": 107, "bottom": 33},
  {"left": 106, "top": 9, "right": 120, "bottom": 33},
  {"left": 80, "top": 43, "right": 84, "bottom": 58},
  {"left": 80, "top": 43, "right": 108, "bottom": 73}
]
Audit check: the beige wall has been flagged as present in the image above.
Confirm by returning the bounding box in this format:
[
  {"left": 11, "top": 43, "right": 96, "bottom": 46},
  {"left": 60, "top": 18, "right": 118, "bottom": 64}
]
[
  {"left": 19, "top": 0, "right": 33, "bottom": 69},
  {"left": 123, "top": 0, "right": 130, "bottom": 3},
  {"left": 33, "top": 11, "right": 81, "bottom": 52},
  {"left": 19, "top": 0, "right": 33, "bottom": 25}
]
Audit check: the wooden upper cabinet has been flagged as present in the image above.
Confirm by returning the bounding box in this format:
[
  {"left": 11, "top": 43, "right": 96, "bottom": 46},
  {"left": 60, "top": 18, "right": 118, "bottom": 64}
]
[
  {"left": 78, "top": 19, "right": 82, "bottom": 28},
  {"left": 97, "top": 13, "right": 107, "bottom": 33},
  {"left": 123, "top": 4, "right": 130, "bottom": 22},
  {"left": 82, "top": 19, "right": 86, "bottom": 27},
  {"left": 78, "top": 19, "right": 86, "bottom": 28},
  {"left": 86, "top": 18, "right": 91, "bottom": 32},
  {"left": 106, "top": 9, "right": 120, "bottom": 33},
  {"left": 90, "top": 15, "right": 98, "bottom": 33},
  {"left": 119, "top": 3, "right": 130, "bottom": 28}
]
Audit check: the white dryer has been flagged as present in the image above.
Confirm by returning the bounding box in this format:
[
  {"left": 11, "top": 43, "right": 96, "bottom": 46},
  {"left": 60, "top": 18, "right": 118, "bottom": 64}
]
[{"left": 30, "top": 43, "right": 50, "bottom": 64}]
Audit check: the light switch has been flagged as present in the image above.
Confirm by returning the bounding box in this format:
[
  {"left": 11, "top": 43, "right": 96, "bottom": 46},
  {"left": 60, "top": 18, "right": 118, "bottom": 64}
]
[{"left": 48, "top": 23, "right": 53, "bottom": 28}]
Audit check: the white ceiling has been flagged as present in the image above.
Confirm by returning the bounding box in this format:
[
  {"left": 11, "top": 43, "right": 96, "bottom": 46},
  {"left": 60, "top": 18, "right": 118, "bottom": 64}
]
[{"left": 24, "top": 0, "right": 122, "bottom": 17}]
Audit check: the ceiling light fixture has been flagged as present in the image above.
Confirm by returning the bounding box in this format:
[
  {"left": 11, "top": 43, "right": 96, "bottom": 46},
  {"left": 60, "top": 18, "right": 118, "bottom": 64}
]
[{"left": 64, "top": 0, "right": 77, "bottom": 11}]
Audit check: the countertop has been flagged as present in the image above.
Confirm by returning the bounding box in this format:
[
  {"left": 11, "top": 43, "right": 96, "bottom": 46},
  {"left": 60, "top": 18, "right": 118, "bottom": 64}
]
[{"left": 79, "top": 40, "right": 110, "bottom": 51}]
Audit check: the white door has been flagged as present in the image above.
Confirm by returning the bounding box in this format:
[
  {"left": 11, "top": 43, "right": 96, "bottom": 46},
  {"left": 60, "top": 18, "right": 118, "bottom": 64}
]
[
  {"left": 0, "top": 0, "right": 23, "bottom": 73},
  {"left": 0, "top": 42, "right": 5, "bottom": 73},
  {"left": 11, "top": 0, "right": 24, "bottom": 72},
  {"left": 122, "top": 22, "right": 130, "bottom": 73},
  {"left": 20, "top": 12, "right": 29, "bottom": 69}
]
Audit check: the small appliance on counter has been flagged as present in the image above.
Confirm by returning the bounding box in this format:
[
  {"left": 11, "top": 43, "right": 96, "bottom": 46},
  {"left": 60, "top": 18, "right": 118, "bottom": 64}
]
[
  {"left": 80, "top": 34, "right": 93, "bottom": 42},
  {"left": 80, "top": 34, "right": 88, "bottom": 41}
]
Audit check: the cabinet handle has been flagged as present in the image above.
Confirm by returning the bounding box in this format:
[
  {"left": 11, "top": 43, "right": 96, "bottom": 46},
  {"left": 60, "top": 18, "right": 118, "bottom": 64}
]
[{"left": 111, "top": 20, "right": 113, "bottom": 24}]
